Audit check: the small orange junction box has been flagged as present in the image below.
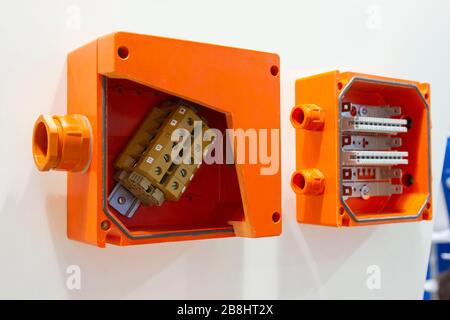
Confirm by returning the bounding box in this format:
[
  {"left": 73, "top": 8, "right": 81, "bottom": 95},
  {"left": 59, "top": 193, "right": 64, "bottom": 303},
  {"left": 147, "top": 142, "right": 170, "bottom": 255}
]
[{"left": 290, "top": 71, "right": 432, "bottom": 227}]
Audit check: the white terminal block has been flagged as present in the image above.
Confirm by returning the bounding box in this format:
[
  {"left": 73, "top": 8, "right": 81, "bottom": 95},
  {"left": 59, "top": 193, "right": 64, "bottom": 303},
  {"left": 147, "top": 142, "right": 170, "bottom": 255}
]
[
  {"left": 342, "top": 150, "right": 409, "bottom": 166},
  {"left": 342, "top": 116, "right": 408, "bottom": 134}
]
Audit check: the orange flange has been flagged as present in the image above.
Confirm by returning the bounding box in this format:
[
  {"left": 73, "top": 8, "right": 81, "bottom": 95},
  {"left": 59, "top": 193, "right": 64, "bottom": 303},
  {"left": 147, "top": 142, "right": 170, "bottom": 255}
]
[
  {"left": 290, "top": 104, "right": 324, "bottom": 130},
  {"left": 32, "top": 114, "right": 91, "bottom": 172},
  {"left": 291, "top": 169, "right": 325, "bottom": 195}
]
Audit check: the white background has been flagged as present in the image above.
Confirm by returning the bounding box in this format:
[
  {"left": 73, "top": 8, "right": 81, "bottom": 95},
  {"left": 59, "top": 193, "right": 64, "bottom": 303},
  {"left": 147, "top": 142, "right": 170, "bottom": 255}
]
[{"left": 0, "top": 0, "right": 449, "bottom": 299}]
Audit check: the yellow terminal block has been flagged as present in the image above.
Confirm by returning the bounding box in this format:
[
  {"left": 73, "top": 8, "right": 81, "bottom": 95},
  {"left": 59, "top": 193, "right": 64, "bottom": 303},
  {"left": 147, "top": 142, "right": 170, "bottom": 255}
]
[
  {"left": 108, "top": 100, "right": 213, "bottom": 217},
  {"left": 114, "top": 103, "right": 174, "bottom": 170}
]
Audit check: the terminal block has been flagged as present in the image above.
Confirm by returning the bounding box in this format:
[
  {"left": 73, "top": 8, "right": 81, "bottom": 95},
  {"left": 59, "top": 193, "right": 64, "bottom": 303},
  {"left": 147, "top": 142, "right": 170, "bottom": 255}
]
[
  {"left": 31, "top": 32, "right": 281, "bottom": 247},
  {"left": 109, "top": 101, "right": 213, "bottom": 217},
  {"left": 290, "top": 71, "right": 432, "bottom": 226}
]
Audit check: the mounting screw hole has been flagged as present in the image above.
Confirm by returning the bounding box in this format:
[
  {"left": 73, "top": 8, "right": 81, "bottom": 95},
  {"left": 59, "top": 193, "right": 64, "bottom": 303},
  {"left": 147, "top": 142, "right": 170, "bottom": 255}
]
[
  {"left": 337, "top": 82, "right": 343, "bottom": 90},
  {"left": 405, "top": 116, "right": 413, "bottom": 129},
  {"left": 100, "top": 220, "right": 111, "bottom": 231},
  {"left": 118, "top": 46, "right": 129, "bottom": 60},
  {"left": 339, "top": 207, "right": 345, "bottom": 215},
  {"left": 270, "top": 65, "right": 279, "bottom": 76},
  {"left": 402, "top": 173, "right": 414, "bottom": 187},
  {"left": 272, "top": 212, "right": 281, "bottom": 223}
]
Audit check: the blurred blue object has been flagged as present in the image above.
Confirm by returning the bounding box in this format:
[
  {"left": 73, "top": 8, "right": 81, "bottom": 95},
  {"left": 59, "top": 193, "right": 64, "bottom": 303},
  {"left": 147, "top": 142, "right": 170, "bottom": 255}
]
[
  {"left": 424, "top": 136, "right": 450, "bottom": 300},
  {"left": 442, "top": 137, "right": 450, "bottom": 217}
]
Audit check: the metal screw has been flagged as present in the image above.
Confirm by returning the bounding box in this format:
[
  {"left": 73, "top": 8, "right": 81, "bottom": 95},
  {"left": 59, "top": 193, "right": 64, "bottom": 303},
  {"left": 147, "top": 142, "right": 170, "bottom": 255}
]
[
  {"left": 100, "top": 220, "right": 111, "bottom": 231},
  {"left": 172, "top": 181, "right": 179, "bottom": 190},
  {"left": 117, "top": 196, "right": 126, "bottom": 205},
  {"left": 361, "top": 185, "right": 370, "bottom": 200},
  {"left": 180, "top": 169, "right": 187, "bottom": 177}
]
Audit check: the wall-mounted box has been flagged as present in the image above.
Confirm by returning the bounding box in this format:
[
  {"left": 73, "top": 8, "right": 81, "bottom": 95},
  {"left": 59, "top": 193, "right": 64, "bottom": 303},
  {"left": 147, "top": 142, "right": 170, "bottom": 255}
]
[
  {"left": 32, "top": 32, "right": 281, "bottom": 247},
  {"left": 291, "top": 71, "right": 432, "bottom": 226}
]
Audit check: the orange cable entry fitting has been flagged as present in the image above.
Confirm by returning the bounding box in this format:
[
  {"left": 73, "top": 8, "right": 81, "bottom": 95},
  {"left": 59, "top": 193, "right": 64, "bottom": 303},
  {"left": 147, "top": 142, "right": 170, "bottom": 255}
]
[{"left": 32, "top": 114, "right": 91, "bottom": 172}]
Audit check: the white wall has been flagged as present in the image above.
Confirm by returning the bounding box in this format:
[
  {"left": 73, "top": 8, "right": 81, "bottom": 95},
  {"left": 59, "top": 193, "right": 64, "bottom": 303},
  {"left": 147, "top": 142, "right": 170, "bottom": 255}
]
[{"left": 0, "top": 0, "right": 449, "bottom": 299}]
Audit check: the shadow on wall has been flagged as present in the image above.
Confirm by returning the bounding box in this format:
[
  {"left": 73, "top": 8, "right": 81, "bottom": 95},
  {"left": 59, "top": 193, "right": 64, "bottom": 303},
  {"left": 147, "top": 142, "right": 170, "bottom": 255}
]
[
  {"left": 277, "top": 222, "right": 377, "bottom": 299},
  {"left": 45, "top": 185, "right": 246, "bottom": 300},
  {"left": 276, "top": 195, "right": 377, "bottom": 299}
]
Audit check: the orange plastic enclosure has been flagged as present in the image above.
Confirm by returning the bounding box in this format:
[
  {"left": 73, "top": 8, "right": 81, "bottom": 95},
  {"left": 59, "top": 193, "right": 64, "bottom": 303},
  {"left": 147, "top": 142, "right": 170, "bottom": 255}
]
[
  {"left": 291, "top": 71, "right": 432, "bottom": 227},
  {"left": 32, "top": 32, "right": 281, "bottom": 247}
]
